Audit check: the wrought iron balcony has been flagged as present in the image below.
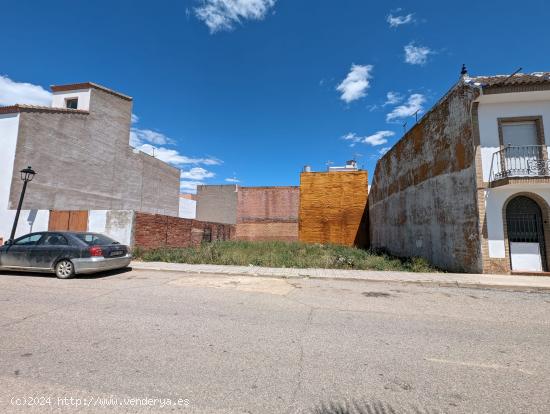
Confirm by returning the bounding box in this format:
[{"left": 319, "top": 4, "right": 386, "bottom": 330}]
[{"left": 489, "top": 145, "right": 550, "bottom": 184}]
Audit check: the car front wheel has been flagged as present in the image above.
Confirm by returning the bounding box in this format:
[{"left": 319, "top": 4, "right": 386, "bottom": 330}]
[{"left": 55, "top": 259, "right": 75, "bottom": 279}]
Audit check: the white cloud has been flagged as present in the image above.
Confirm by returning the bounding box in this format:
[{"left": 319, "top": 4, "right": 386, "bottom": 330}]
[
  {"left": 195, "top": 0, "right": 276, "bottom": 33},
  {"left": 336, "top": 64, "right": 373, "bottom": 103},
  {"left": 131, "top": 113, "right": 140, "bottom": 124},
  {"left": 0, "top": 75, "right": 51, "bottom": 106},
  {"left": 130, "top": 128, "right": 173, "bottom": 146},
  {"left": 342, "top": 130, "right": 395, "bottom": 147},
  {"left": 180, "top": 180, "right": 205, "bottom": 192},
  {"left": 383, "top": 91, "right": 403, "bottom": 106},
  {"left": 363, "top": 131, "right": 395, "bottom": 146},
  {"left": 387, "top": 13, "right": 414, "bottom": 27},
  {"left": 181, "top": 167, "right": 215, "bottom": 180},
  {"left": 386, "top": 93, "right": 426, "bottom": 122},
  {"left": 136, "top": 143, "right": 222, "bottom": 166},
  {"left": 404, "top": 43, "right": 432, "bottom": 65},
  {"left": 225, "top": 177, "right": 240, "bottom": 183},
  {"left": 129, "top": 127, "right": 222, "bottom": 167},
  {"left": 379, "top": 147, "right": 391, "bottom": 155}
]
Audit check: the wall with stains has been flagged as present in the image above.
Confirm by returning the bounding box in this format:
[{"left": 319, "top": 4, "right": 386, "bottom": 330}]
[{"left": 368, "top": 84, "right": 481, "bottom": 272}]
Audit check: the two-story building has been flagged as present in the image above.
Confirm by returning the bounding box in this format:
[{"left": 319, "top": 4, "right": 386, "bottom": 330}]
[
  {"left": 369, "top": 71, "right": 550, "bottom": 274},
  {"left": 0, "top": 82, "right": 181, "bottom": 242}
]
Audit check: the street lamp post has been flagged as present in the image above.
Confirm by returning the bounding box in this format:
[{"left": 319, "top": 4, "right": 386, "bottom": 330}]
[{"left": 9, "top": 166, "right": 36, "bottom": 242}]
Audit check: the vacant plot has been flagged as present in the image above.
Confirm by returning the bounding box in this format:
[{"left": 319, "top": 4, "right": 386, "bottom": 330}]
[{"left": 134, "top": 241, "right": 436, "bottom": 272}]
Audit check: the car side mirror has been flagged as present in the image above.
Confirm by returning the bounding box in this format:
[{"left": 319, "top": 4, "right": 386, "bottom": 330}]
[{"left": 4, "top": 239, "right": 13, "bottom": 245}]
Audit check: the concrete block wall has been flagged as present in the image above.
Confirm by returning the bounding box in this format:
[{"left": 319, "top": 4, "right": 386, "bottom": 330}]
[
  {"left": 368, "top": 84, "right": 481, "bottom": 273},
  {"left": 196, "top": 185, "right": 238, "bottom": 225},
  {"left": 133, "top": 212, "right": 235, "bottom": 250},
  {"left": 9, "top": 87, "right": 180, "bottom": 216}
]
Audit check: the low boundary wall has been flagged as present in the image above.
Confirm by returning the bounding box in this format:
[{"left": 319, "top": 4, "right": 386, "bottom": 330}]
[{"left": 133, "top": 212, "right": 235, "bottom": 249}]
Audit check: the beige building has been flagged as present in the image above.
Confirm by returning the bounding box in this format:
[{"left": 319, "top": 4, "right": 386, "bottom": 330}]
[{"left": 0, "top": 82, "right": 180, "bottom": 241}]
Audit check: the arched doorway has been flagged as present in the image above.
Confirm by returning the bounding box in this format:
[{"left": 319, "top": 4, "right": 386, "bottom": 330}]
[{"left": 506, "top": 196, "right": 547, "bottom": 272}]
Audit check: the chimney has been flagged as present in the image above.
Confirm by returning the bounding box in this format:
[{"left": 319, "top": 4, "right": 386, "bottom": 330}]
[{"left": 460, "top": 64, "right": 468, "bottom": 78}]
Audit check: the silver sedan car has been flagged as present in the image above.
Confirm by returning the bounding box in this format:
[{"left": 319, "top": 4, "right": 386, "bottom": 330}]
[{"left": 0, "top": 232, "right": 131, "bottom": 279}]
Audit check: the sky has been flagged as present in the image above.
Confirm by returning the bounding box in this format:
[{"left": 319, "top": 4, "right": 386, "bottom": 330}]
[{"left": 1, "top": 0, "right": 549, "bottom": 192}]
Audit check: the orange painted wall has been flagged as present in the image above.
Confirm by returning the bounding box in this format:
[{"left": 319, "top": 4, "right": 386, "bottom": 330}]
[{"left": 299, "top": 171, "right": 368, "bottom": 247}]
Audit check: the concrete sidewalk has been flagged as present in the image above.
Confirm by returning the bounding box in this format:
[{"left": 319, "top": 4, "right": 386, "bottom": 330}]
[{"left": 130, "top": 261, "right": 550, "bottom": 292}]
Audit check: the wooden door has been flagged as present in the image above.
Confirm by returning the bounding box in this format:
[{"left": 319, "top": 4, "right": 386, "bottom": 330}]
[
  {"left": 49, "top": 211, "right": 89, "bottom": 232},
  {"left": 68, "top": 211, "right": 88, "bottom": 231}
]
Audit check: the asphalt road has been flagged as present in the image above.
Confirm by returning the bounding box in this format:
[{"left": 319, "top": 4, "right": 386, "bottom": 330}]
[{"left": 0, "top": 268, "right": 549, "bottom": 414}]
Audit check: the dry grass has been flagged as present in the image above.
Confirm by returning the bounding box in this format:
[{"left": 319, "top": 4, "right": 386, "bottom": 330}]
[{"left": 134, "top": 241, "right": 437, "bottom": 272}]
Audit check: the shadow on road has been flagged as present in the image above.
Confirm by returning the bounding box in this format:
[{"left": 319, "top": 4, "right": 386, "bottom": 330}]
[
  {"left": 0, "top": 267, "right": 133, "bottom": 280},
  {"left": 310, "top": 400, "right": 439, "bottom": 414}
]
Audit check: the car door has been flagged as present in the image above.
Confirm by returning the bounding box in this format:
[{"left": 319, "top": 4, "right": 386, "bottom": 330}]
[
  {"left": 30, "top": 233, "right": 72, "bottom": 270},
  {"left": 0, "top": 234, "right": 44, "bottom": 268}
]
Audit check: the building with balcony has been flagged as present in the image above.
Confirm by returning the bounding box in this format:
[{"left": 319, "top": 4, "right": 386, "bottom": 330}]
[{"left": 369, "top": 70, "right": 550, "bottom": 274}]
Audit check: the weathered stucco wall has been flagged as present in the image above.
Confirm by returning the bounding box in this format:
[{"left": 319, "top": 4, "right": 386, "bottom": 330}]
[
  {"left": 368, "top": 84, "right": 481, "bottom": 273},
  {"left": 196, "top": 185, "right": 238, "bottom": 225},
  {"left": 299, "top": 171, "right": 369, "bottom": 247},
  {"left": 10, "top": 87, "right": 180, "bottom": 216},
  {"left": 236, "top": 186, "right": 299, "bottom": 241}
]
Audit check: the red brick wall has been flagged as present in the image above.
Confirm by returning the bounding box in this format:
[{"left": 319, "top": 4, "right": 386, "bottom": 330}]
[
  {"left": 133, "top": 212, "right": 235, "bottom": 250},
  {"left": 236, "top": 186, "right": 299, "bottom": 241},
  {"left": 236, "top": 223, "right": 299, "bottom": 242}
]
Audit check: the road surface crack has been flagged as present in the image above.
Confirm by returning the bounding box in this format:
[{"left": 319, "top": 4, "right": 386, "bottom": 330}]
[{"left": 286, "top": 307, "right": 314, "bottom": 414}]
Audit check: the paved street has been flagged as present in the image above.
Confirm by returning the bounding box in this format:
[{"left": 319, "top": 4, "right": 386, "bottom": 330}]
[{"left": 0, "top": 269, "right": 549, "bottom": 413}]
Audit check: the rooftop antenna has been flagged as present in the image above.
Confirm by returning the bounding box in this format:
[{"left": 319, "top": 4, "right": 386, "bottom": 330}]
[
  {"left": 503, "top": 67, "right": 522, "bottom": 83},
  {"left": 460, "top": 64, "right": 468, "bottom": 77}
]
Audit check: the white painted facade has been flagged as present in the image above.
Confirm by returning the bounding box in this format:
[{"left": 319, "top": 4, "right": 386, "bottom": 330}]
[
  {"left": 0, "top": 113, "right": 49, "bottom": 242},
  {"left": 51, "top": 89, "right": 92, "bottom": 110},
  {"left": 484, "top": 185, "right": 550, "bottom": 258},
  {"left": 179, "top": 197, "right": 196, "bottom": 219},
  {"left": 477, "top": 91, "right": 550, "bottom": 182},
  {"left": 478, "top": 91, "right": 550, "bottom": 270},
  {"left": 87, "top": 210, "right": 135, "bottom": 246}
]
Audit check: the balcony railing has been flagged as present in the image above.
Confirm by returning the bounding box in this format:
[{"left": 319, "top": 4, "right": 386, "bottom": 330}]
[{"left": 489, "top": 145, "right": 550, "bottom": 183}]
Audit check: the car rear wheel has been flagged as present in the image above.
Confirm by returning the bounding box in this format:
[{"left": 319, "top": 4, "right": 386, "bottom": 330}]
[{"left": 55, "top": 259, "right": 75, "bottom": 279}]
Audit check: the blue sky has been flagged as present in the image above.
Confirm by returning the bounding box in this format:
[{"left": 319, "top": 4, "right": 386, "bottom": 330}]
[{"left": 1, "top": 0, "right": 549, "bottom": 191}]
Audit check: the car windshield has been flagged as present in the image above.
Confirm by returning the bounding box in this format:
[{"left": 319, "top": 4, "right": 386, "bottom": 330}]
[{"left": 74, "top": 233, "right": 119, "bottom": 246}]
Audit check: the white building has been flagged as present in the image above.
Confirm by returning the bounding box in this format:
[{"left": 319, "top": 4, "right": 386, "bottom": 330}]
[{"left": 475, "top": 73, "right": 550, "bottom": 272}]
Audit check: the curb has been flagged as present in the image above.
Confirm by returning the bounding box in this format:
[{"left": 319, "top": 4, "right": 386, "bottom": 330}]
[{"left": 129, "top": 264, "right": 550, "bottom": 293}]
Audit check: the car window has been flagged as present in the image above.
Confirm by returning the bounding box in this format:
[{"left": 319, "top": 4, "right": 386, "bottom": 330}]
[
  {"left": 41, "top": 234, "right": 68, "bottom": 246},
  {"left": 74, "top": 233, "right": 117, "bottom": 246},
  {"left": 14, "top": 234, "right": 43, "bottom": 246}
]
